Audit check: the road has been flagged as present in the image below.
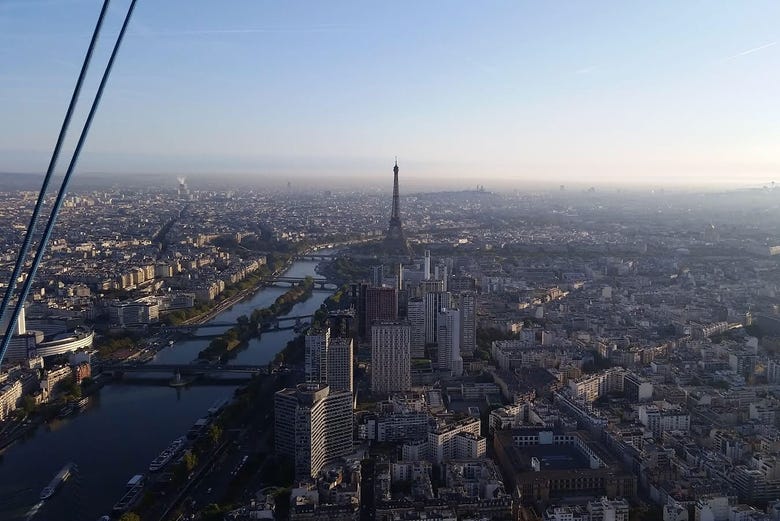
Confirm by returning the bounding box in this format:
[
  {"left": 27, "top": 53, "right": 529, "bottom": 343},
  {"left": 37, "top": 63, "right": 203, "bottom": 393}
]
[{"left": 147, "top": 372, "right": 290, "bottom": 521}]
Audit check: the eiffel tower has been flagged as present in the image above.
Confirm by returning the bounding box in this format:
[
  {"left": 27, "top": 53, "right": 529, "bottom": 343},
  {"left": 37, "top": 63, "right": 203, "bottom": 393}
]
[{"left": 384, "top": 159, "right": 410, "bottom": 256}]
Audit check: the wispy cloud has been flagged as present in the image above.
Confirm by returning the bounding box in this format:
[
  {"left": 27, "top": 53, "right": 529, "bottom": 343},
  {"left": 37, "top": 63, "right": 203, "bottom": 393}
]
[
  {"left": 724, "top": 41, "right": 777, "bottom": 61},
  {"left": 135, "top": 25, "right": 357, "bottom": 38},
  {"left": 575, "top": 66, "right": 596, "bottom": 75}
]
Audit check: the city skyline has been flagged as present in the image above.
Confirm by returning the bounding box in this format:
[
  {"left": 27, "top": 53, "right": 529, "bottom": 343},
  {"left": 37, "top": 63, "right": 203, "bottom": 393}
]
[{"left": 2, "top": 1, "right": 779, "bottom": 187}]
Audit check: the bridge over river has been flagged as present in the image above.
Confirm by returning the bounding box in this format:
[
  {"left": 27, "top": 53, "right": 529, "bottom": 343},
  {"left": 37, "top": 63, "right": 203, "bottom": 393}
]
[
  {"left": 100, "top": 363, "right": 268, "bottom": 375},
  {"left": 98, "top": 362, "right": 273, "bottom": 385},
  {"left": 259, "top": 276, "right": 337, "bottom": 290},
  {"left": 163, "top": 313, "right": 315, "bottom": 337}
]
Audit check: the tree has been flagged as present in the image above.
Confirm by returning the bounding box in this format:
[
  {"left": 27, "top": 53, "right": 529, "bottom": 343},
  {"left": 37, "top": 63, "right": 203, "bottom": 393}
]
[
  {"left": 62, "top": 375, "right": 81, "bottom": 399},
  {"left": 21, "top": 395, "right": 37, "bottom": 414},
  {"left": 175, "top": 450, "right": 199, "bottom": 482},
  {"left": 208, "top": 424, "right": 223, "bottom": 445},
  {"left": 119, "top": 513, "right": 140, "bottom": 521},
  {"left": 183, "top": 450, "right": 198, "bottom": 472},
  {"left": 201, "top": 503, "right": 226, "bottom": 521}
]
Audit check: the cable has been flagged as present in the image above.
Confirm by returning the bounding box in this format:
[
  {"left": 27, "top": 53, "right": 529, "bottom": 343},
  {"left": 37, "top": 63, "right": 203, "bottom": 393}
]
[
  {"left": 0, "top": 0, "right": 111, "bottom": 357},
  {"left": 0, "top": 0, "right": 139, "bottom": 366}
]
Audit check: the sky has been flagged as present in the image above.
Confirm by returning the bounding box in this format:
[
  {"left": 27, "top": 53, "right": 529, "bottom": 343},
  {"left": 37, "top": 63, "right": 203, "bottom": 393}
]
[{"left": 1, "top": 0, "right": 779, "bottom": 190}]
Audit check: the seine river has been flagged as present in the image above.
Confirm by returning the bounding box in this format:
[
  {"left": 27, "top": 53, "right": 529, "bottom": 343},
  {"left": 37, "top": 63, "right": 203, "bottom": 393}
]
[{"left": 0, "top": 259, "right": 330, "bottom": 521}]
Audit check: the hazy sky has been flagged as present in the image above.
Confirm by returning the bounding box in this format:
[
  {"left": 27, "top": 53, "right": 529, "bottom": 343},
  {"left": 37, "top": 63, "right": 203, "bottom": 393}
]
[{"left": 1, "top": 0, "right": 778, "bottom": 188}]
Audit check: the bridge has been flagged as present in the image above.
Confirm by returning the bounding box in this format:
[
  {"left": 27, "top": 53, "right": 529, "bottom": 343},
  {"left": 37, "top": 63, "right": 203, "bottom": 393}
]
[
  {"left": 295, "top": 253, "right": 338, "bottom": 261},
  {"left": 163, "top": 314, "right": 314, "bottom": 336},
  {"left": 100, "top": 363, "right": 268, "bottom": 375},
  {"left": 261, "top": 276, "right": 336, "bottom": 290}
]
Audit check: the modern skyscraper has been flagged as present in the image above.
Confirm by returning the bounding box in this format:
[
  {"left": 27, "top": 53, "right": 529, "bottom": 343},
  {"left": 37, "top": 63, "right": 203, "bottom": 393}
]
[
  {"left": 384, "top": 159, "right": 410, "bottom": 256},
  {"left": 407, "top": 298, "right": 426, "bottom": 358},
  {"left": 424, "top": 250, "right": 431, "bottom": 280},
  {"left": 304, "top": 327, "right": 330, "bottom": 384},
  {"left": 424, "top": 291, "right": 452, "bottom": 345},
  {"left": 327, "top": 337, "right": 354, "bottom": 394},
  {"left": 459, "top": 291, "right": 476, "bottom": 357},
  {"left": 371, "top": 322, "right": 411, "bottom": 394},
  {"left": 364, "top": 286, "right": 398, "bottom": 338},
  {"left": 437, "top": 308, "right": 463, "bottom": 375},
  {"left": 274, "top": 383, "right": 353, "bottom": 479},
  {"left": 305, "top": 328, "right": 354, "bottom": 394}
]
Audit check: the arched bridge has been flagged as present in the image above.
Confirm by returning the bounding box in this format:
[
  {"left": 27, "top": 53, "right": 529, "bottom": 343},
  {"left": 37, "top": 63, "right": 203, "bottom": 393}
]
[{"left": 261, "top": 276, "right": 337, "bottom": 290}]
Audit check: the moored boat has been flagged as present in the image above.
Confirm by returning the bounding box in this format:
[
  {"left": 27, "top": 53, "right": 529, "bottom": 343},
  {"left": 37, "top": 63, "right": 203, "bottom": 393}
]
[
  {"left": 112, "top": 474, "right": 145, "bottom": 514},
  {"left": 149, "top": 437, "right": 186, "bottom": 472}
]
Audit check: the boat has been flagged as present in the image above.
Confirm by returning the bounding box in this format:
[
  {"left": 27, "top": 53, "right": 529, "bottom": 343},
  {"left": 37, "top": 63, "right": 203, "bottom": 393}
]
[
  {"left": 169, "top": 340, "right": 175, "bottom": 346},
  {"left": 187, "top": 417, "right": 210, "bottom": 439},
  {"left": 112, "top": 474, "right": 145, "bottom": 514},
  {"left": 40, "top": 463, "right": 74, "bottom": 500},
  {"left": 207, "top": 398, "right": 229, "bottom": 416},
  {"left": 149, "top": 437, "right": 186, "bottom": 472},
  {"left": 75, "top": 397, "right": 89, "bottom": 410}
]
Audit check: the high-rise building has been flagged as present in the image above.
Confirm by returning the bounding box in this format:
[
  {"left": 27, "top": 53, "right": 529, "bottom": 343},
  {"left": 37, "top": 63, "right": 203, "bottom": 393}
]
[
  {"left": 419, "top": 279, "right": 445, "bottom": 296},
  {"left": 305, "top": 328, "right": 354, "bottom": 394},
  {"left": 437, "top": 308, "right": 463, "bottom": 375},
  {"left": 355, "top": 282, "right": 368, "bottom": 340},
  {"left": 327, "top": 310, "right": 355, "bottom": 339},
  {"left": 327, "top": 337, "right": 354, "bottom": 394},
  {"left": 434, "top": 262, "right": 449, "bottom": 290},
  {"left": 424, "top": 291, "right": 451, "bottom": 345},
  {"left": 371, "top": 265, "right": 384, "bottom": 287},
  {"left": 384, "top": 159, "right": 411, "bottom": 256},
  {"left": 459, "top": 292, "right": 476, "bottom": 357},
  {"left": 449, "top": 275, "right": 477, "bottom": 293},
  {"left": 304, "top": 328, "right": 330, "bottom": 384},
  {"left": 371, "top": 322, "right": 411, "bottom": 394},
  {"left": 407, "top": 298, "right": 426, "bottom": 358},
  {"left": 364, "top": 286, "right": 398, "bottom": 338},
  {"left": 424, "top": 250, "right": 431, "bottom": 280},
  {"left": 275, "top": 383, "right": 353, "bottom": 479},
  {"left": 0, "top": 305, "right": 26, "bottom": 336}
]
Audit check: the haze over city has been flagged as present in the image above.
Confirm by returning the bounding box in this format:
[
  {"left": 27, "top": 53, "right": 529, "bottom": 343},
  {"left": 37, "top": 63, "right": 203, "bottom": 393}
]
[
  {"left": 4, "top": 3, "right": 780, "bottom": 521},
  {"left": 2, "top": 0, "right": 779, "bottom": 188}
]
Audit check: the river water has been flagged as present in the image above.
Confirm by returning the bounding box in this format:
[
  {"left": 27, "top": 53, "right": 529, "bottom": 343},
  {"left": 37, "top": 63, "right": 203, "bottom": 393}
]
[{"left": 0, "top": 259, "right": 329, "bottom": 521}]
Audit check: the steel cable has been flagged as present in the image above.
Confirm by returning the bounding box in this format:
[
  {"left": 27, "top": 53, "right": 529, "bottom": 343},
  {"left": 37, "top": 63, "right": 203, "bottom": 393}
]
[{"left": 0, "top": 0, "right": 138, "bottom": 365}]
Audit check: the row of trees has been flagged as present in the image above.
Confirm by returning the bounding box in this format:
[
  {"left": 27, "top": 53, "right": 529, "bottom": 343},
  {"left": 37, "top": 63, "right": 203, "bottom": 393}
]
[{"left": 249, "top": 276, "right": 315, "bottom": 326}]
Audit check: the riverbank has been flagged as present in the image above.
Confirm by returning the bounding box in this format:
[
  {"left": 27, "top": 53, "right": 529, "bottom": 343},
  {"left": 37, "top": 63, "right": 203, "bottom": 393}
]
[
  {"left": 197, "top": 277, "right": 314, "bottom": 362},
  {"left": 181, "top": 259, "right": 295, "bottom": 326},
  {"left": 0, "top": 257, "right": 332, "bottom": 521},
  {"left": 0, "top": 375, "right": 112, "bottom": 453},
  {"left": 271, "top": 283, "right": 351, "bottom": 368}
]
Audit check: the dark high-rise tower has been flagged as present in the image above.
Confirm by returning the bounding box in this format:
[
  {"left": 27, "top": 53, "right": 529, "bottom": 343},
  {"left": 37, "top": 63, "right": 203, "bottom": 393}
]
[{"left": 385, "top": 159, "right": 410, "bottom": 255}]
